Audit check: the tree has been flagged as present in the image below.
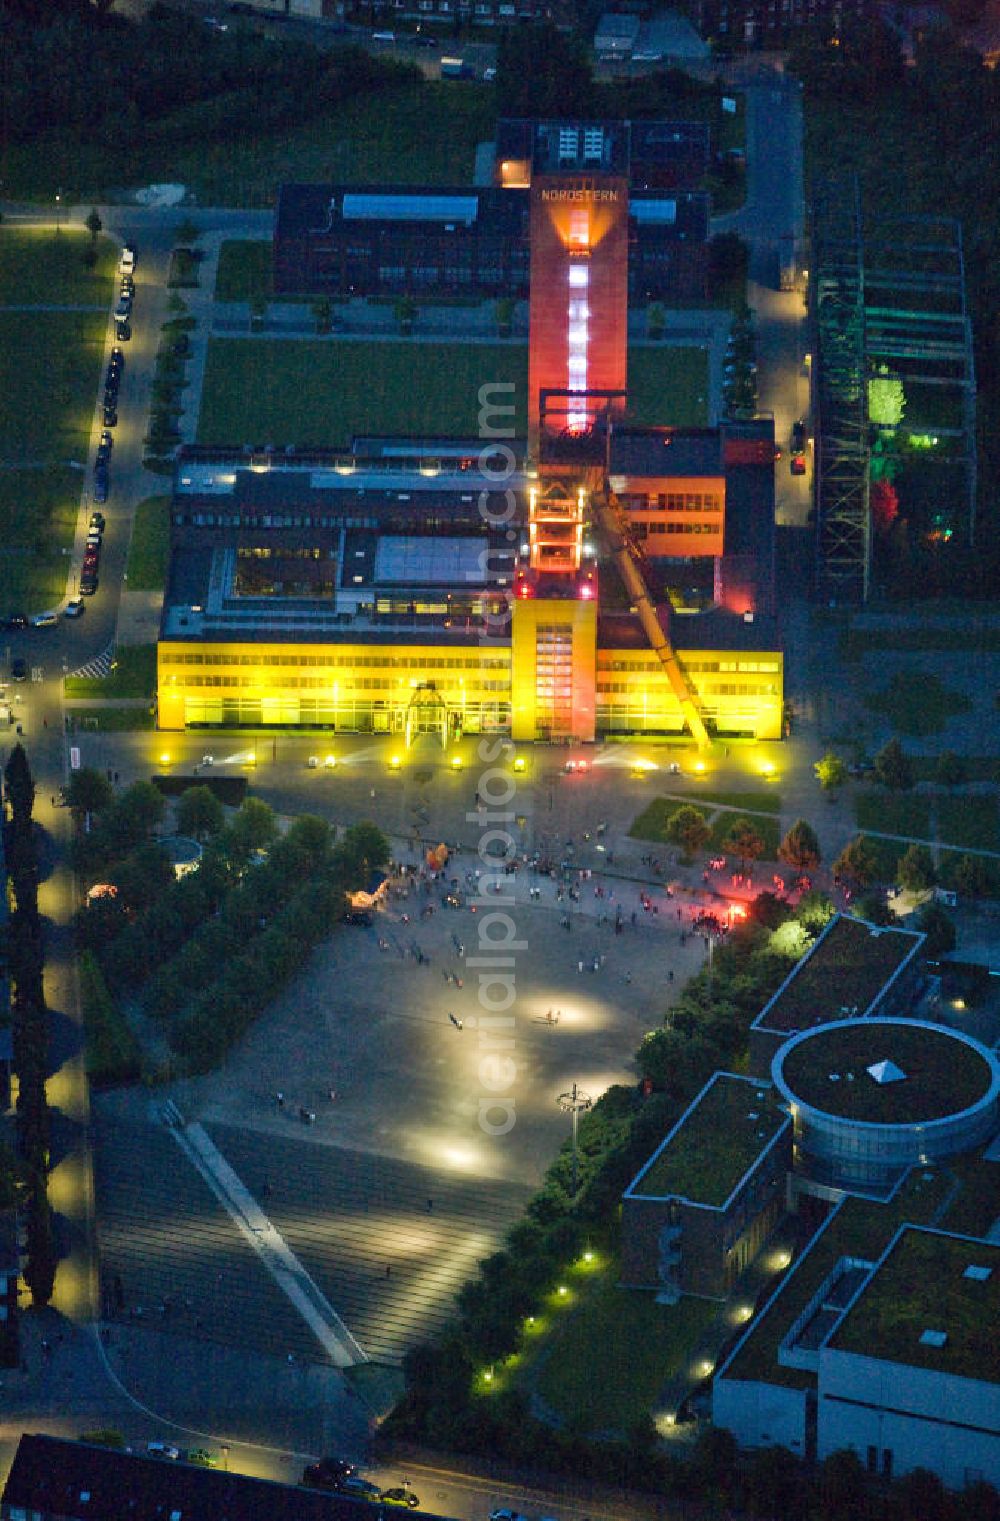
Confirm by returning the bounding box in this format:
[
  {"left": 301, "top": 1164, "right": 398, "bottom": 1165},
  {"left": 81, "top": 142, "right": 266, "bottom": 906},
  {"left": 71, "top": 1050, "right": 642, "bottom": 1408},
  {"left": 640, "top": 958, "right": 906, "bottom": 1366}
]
[
  {"left": 496, "top": 22, "right": 592, "bottom": 118},
  {"left": 779, "top": 817, "right": 821, "bottom": 871},
  {"left": 874, "top": 736, "right": 914, "bottom": 790},
  {"left": 870, "top": 478, "right": 899, "bottom": 536},
  {"left": 118, "top": 780, "right": 166, "bottom": 834},
  {"left": 394, "top": 294, "right": 417, "bottom": 334},
  {"left": 916, "top": 900, "right": 956, "bottom": 956},
  {"left": 4, "top": 743, "right": 35, "bottom": 822},
  {"left": 338, "top": 820, "right": 389, "bottom": 879},
  {"left": 935, "top": 750, "right": 966, "bottom": 787},
  {"left": 312, "top": 297, "right": 332, "bottom": 334},
  {"left": 833, "top": 835, "right": 878, "bottom": 891},
  {"left": 868, "top": 363, "right": 906, "bottom": 427},
  {"left": 665, "top": 805, "right": 711, "bottom": 859},
  {"left": 953, "top": 853, "right": 992, "bottom": 897},
  {"left": 176, "top": 784, "right": 225, "bottom": 842},
  {"left": 722, "top": 816, "right": 765, "bottom": 873},
  {"left": 897, "top": 843, "right": 936, "bottom": 893},
  {"left": 818, "top": 1448, "right": 866, "bottom": 1519},
  {"left": 853, "top": 891, "right": 894, "bottom": 926},
  {"left": 228, "top": 797, "right": 277, "bottom": 857},
  {"left": 814, "top": 751, "right": 847, "bottom": 791},
  {"left": 284, "top": 813, "right": 331, "bottom": 866},
  {"left": 66, "top": 766, "right": 114, "bottom": 817},
  {"left": 494, "top": 297, "right": 514, "bottom": 337},
  {"left": 85, "top": 206, "right": 102, "bottom": 246},
  {"left": 796, "top": 889, "right": 835, "bottom": 932},
  {"left": 111, "top": 843, "right": 174, "bottom": 915},
  {"left": 23, "top": 1185, "right": 56, "bottom": 1307}
]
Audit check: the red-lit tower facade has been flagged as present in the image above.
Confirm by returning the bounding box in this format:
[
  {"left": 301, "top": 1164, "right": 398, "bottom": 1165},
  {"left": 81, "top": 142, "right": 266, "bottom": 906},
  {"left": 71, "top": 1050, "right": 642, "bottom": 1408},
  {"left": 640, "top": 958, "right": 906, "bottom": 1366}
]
[{"left": 511, "top": 123, "right": 631, "bottom": 742}]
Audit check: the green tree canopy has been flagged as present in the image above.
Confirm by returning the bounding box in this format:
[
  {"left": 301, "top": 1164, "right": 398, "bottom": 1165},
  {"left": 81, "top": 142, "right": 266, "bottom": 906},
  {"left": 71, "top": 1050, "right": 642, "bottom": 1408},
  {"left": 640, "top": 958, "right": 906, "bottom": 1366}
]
[
  {"left": 119, "top": 779, "right": 166, "bottom": 834},
  {"left": 4, "top": 743, "right": 35, "bottom": 822},
  {"left": 110, "top": 843, "right": 175, "bottom": 915},
  {"left": 867, "top": 364, "right": 906, "bottom": 428},
  {"left": 874, "top": 736, "right": 914, "bottom": 790},
  {"left": 897, "top": 843, "right": 936, "bottom": 893},
  {"left": 228, "top": 797, "right": 277, "bottom": 858},
  {"left": 814, "top": 751, "right": 847, "bottom": 791},
  {"left": 66, "top": 767, "right": 114, "bottom": 817},
  {"left": 833, "top": 835, "right": 879, "bottom": 891},
  {"left": 722, "top": 815, "right": 765, "bottom": 873},
  {"left": 952, "top": 854, "right": 993, "bottom": 897},
  {"left": 176, "top": 784, "right": 225, "bottom": 842},
  {"left": 664, "top": 804, "right": 711, "bottom": 859},
  {"left": 934, "top": 750, "right": 966, "bottom": 788},
  {"left": 338, "top": 820, "right": 390, "bottom": 881},
  {"left": 778, "top": 817, "right": 821, "bottom": 871},
  {"left": 916, "top": 900, "right": 957, "bottom": 956}
]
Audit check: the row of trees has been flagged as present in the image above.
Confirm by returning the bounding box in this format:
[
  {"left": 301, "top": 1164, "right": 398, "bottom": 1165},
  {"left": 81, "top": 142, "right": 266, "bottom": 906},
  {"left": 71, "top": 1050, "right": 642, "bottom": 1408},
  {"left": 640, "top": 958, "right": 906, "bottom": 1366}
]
[
  {"left": 70, "top": 771, "right": 389, "bottom": 1075},
  {"left": 814, "top": 738, "right": 970, "bottom": 793},
  {"left": 3, "top": 746, "right": 57, "bottom": 1307},
  {"left": 1, "top": 3, "right": 420, "bottom": 165}
]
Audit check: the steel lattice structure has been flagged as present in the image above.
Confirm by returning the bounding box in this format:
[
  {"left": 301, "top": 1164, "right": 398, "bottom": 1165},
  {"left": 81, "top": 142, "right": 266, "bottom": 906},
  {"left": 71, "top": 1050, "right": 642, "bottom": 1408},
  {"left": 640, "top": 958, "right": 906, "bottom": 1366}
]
[{"left": 812, "top": 176, "right": 870, "bottom": 605}]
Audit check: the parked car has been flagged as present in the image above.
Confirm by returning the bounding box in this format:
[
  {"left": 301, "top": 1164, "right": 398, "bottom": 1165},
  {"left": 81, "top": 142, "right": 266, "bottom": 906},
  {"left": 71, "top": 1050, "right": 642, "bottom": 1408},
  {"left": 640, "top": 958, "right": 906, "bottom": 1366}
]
[
  {"left": 93, "top": 471, "right": 108, "bottom": 504},
  {"left": 791, "top": 417, "right": 807, "bottom": 451},
  {"left": 89, "top": 512, "right": 106, "bottom": 532},
  {"left": 146, "top": 1442, "right": 180, "bottom": 1461},
  {"left": 10, "top": 657, "right": 28, "bottom": 681},
  {"left": 6, "top": 613, "right": 28, "bottom": 629},
  {"left": 301, "top": 1458, "right": 356, "bottom": 1490},
  {"left": 790, "top": 452, "right": 807, "bottom": 475},
  {"left": 119, "top": 274, "right": 134, "bottom": 296},
  {"left": 337, "top": 1478, "right": 381, "bottom": 1502},
  {"left": 115, "top": 319, "right": 131, "bottom": 342},
  {"left": 184, "top": 1449, "right": 218, "bottom": 1467},
  {"left": 30, "top": 611, "right": 58, "bottom": 628},
  {"left": 79, "top": 576, "right": 99, "bottom": 596},
  {"left": 380, "top": 1489, "right": 420, "bottom": 1509},
  {"left": 119, "top": 244, "right": 136, "bottom": 275},
  {"left": 64, "top": 598, "right": 85, "bottom": 618},
  {"left": 113, "top": 295, "right": 132, "bottom": 321},
  {"left": 103, "top": 403, "right": 118, "bottom": 428}
]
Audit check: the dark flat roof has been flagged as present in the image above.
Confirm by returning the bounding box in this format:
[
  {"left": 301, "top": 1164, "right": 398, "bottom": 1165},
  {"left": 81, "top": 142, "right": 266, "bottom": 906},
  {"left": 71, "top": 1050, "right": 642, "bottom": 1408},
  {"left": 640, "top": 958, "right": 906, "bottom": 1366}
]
[
  {"left": 609, "top": 427, "right": 723, "bottom": 478},
  {"left": 597, "top": 608, "right": 780, "bottom": 652},
  {"left": 1, "top": 1435, "right": 457, "bottom": 1521},
  {"left": 754, "top": 914, "right": 925, "bottom": 1036}
]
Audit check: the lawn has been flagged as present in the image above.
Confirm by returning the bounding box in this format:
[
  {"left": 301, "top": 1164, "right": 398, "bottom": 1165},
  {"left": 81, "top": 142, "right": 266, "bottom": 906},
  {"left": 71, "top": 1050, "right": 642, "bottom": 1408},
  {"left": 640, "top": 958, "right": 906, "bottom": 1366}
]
[
  {"left": 531, "top": 1270, "right": 718, "bottom": 1433},
  {"left": 215, "top": 242, "right": 276, "bottom": 303},
  {"left": 864, "top": 670, "right": 972, "bottom": 737},
  {"left": 0, "top": 305, "right": 106, "bottom": 613},
  {"left": 0, "top": 469, "right": 82, "bottom": 615},
  {"left": 0, "top": 227, "right": 117, "bottom": 306},
  {"left": 0, "top": 310, "right": 106, "bottom": 462},
  {"left": 3, "top": 84, "right": 494, "bottom": 206},
  {"left": 630, "top": 792, "right": 781, "bottom": 851},
  {"left": 126, "top": 497, "right": 171, "bottom": 592},
  {"left": 853, "top": 791, "right": 931, "bottom": 840},
  {"left": 198, "top": 339, "right": 708, "bottom": 446},
  {"left": 64, "top": 645, "right": 157, "bottom": 701},
  {"left": 934, "top": 794, "right": 999, "bottom": 852}
]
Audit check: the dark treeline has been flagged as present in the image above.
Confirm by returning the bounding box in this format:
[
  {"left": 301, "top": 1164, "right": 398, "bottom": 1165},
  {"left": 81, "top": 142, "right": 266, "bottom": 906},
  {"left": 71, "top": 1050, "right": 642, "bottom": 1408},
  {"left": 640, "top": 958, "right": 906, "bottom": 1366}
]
[{"left": 0, "top": 2, "right": 419, "bottom": 152}]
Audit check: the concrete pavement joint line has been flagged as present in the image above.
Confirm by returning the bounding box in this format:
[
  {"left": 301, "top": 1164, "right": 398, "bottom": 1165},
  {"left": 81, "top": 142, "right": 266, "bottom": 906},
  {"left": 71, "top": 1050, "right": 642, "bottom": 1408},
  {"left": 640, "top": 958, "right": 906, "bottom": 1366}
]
[{"left": 165, "top": 1111, "right": 367, "bottom": 1367}]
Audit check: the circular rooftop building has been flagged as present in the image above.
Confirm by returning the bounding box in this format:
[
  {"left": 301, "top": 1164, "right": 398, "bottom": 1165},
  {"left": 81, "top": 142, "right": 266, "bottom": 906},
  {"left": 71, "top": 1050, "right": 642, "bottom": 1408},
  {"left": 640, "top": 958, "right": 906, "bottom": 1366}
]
[{"left": 772, "top": 1018, "right": 1000, "bottom": 1192}]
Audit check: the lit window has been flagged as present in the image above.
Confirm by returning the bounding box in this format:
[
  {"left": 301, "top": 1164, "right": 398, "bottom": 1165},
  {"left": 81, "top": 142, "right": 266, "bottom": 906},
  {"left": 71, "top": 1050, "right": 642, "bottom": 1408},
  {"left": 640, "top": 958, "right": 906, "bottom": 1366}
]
[
  {"left": 568, "top": 264, "right": 589, "bottom": 288},
  {"left": 567, "top": 356, "right": 587, "bottom": 379},
  {"left": 568, "top": 323, "right": 588, "bottom": 347}
]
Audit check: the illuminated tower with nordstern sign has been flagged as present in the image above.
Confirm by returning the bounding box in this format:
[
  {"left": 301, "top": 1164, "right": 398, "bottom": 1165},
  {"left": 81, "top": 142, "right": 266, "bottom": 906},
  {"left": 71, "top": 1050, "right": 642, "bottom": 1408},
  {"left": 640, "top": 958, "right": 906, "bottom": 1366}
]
[{"left": 511, "top": 123, "right": 630, "bottom": 743}]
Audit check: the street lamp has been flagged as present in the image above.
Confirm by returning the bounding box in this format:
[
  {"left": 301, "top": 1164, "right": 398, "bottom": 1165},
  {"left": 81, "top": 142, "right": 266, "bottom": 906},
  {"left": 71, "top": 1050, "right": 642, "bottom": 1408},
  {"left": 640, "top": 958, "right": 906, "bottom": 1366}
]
[
  {"left": 220, "top": 1444, "right": 229, "bottom": 1471},
  {"left": 557, "top": 1081, "right": 592, "bottom": 1196},
  {"left": 55, "top": 191, "right": 62, "bottom": 235}
]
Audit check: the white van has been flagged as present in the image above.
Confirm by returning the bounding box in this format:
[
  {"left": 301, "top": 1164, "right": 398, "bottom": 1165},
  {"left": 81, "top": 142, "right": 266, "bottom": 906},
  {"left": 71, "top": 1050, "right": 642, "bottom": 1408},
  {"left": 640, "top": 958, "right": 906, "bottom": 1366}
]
[{"left": 119, "top": 245, "right": 136, "bottom": 276}]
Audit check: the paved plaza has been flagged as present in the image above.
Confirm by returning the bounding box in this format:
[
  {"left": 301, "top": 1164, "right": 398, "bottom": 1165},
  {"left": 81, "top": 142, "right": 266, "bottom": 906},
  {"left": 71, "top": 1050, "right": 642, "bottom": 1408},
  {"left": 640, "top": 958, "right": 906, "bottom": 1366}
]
[{"left": 92, "top": 874, "right": 708, "bottom": 1383}]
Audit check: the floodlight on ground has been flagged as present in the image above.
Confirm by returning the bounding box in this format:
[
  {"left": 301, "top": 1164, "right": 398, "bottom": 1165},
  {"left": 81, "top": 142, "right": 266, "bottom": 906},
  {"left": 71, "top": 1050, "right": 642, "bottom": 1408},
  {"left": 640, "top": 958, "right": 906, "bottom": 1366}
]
[
  {"left": 513, "top": 756, "right": 526, "bottom": 772},
  {"left": 451, "top": 755, "right": 463, "bottom": 769},
  {"left": 389, "top": 755, "right": 401, "bottom": 770},
  {"left": 159, "top": 753, "right": 170, "bottom": 766}
]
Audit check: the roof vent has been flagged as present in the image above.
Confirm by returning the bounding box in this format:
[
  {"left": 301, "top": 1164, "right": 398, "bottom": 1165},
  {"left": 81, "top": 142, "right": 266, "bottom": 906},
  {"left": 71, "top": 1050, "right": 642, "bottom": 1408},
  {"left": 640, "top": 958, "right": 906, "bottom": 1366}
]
[
  {"left": 919, "top": 1329, "right": 947, "bottom": 1348},
  {"left": 868, "top": 1059, "right": 906, "bottom": 1085},
  {"left": 80, "top": 1494, "right": 91, "bottom": 1505},
  {"left": 963, "top": 1264, "right": 993, "bottom": 1282},
  {"left": 747, "top": 1111, "right": 759, "bottom": 1121}
]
